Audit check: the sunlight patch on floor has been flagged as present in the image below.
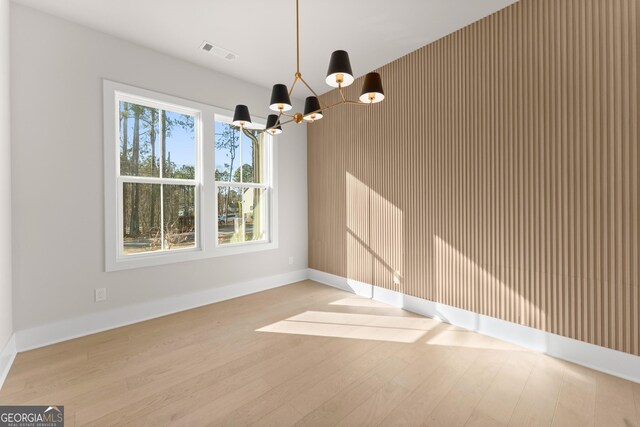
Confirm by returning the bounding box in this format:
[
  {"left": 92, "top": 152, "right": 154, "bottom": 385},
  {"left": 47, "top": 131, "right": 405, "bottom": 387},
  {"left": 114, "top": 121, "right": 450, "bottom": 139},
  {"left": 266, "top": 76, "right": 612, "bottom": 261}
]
[
  {"left": 328, "top": 297, "right": 393, "bottom": 308},
  {"left": 426, "top": 330, "right": 527, "bottom": 351},
  {"left": 287, "top": 311, "right": 437, "bottom": 330},
  {"left": 256, "top": 310, "right": 436, "bottom": 343}
]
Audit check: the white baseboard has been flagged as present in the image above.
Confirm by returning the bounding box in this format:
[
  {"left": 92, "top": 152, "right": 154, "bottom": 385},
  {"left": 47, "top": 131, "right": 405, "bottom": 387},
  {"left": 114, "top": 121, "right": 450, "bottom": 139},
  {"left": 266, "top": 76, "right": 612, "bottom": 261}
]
[
  {"left": 0, "top": 333, "right": 17, "bottom": 391},
  {"left": 10, "top": 267, "right": 639, "bottom": 385},
  {"left": 15, "top": 269, "right": 308, "bottom": 352},
  {"left": 308, "top": 268, "right": 640, "bottom": 384}
]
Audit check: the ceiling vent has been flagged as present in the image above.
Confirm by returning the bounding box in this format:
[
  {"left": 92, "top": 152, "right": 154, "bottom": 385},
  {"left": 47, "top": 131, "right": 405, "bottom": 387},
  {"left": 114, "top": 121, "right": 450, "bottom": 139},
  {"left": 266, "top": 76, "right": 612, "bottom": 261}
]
[{"left": 200, "top": 41, "right": 238, "bottom": 61}]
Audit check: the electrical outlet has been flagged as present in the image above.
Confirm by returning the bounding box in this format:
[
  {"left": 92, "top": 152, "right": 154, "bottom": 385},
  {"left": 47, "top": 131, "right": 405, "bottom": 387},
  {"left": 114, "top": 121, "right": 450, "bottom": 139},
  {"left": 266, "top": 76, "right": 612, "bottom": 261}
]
[
  {"left": 288, "top": 256, "right": 294, "bottom": 265},
  {"left": 95, "top": 288, "right": 107, "bottom": 302}
]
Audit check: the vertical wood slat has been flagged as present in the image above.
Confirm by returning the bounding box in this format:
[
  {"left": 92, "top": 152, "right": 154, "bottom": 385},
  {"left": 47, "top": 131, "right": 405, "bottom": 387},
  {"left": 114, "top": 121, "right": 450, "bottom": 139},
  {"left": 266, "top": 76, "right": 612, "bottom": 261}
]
[{"left": 307, "top": 0, "right": 640, "bottom": 356}]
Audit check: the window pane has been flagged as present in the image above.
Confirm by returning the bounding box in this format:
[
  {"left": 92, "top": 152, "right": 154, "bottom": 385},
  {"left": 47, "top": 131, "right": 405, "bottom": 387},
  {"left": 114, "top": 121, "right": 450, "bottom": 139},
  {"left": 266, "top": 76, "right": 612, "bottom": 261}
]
[
  {"left": 240, "top": 129, "right": 265, "bottom": 183},
  {"left": 163, "top": 184, "right": 196, "bottom": 250},
  {"left": 217, "top": 186, "right": 266, "bottom": 245},
  {"left": 119, "top": 102, "right": 160, "bottom": 177},
  {"left": 241, "top": 187, "right": 266, "bottom": 242},
  {"left": 163, "top": 111, "right": 195, "bottom": 179},
  {"left": 214, "top": 121, "right": 240, "bottom": 182},
  {"left": 217, "top": 186, "right": 240, "bottom": 244},
  {"left": 122, "top": 183, "right": 162, "bottom": 254}
]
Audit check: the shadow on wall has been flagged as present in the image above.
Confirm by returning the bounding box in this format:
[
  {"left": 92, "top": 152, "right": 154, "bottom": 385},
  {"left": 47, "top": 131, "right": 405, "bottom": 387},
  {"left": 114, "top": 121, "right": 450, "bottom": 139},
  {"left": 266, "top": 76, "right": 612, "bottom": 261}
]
[
  {"left": 432, "top": 235, "right": 545, "bottom": 330},
  {"left": 346, "top": 172, "right": 403, "bottom": 295},
  {"left": 344, "top": 170, "right": 545, "bottom": 333}
]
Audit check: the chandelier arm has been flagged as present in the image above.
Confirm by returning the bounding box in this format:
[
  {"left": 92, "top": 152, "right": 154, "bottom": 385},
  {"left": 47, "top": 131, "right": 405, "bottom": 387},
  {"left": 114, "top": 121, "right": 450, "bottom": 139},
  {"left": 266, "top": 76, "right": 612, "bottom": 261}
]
[
  {"left": 264, "top": 116, "right": 295, "bottom": 133},
  {"left": 338, "top": 84, "right": 347, "bottom": 103},
  {"left": 268, "top": 116, "right": 296, "bottom": 129},
  {"left": 320, "top": 100, "right": 348, "bottom": 112},
  {"left": 344, "top": 100, "right": 372, "bottom": 106},
  {"left": 336, "top": 85, "right": 372, "bottom": 106},
  {"left": 298, "top": 76, "right": 321, "bottom": 100},
  {"left": 323, "top": 99, "right": 369, "bottom": 110},
  {"left": 288, "top": 74, "right": 300, "bottom": 97}
]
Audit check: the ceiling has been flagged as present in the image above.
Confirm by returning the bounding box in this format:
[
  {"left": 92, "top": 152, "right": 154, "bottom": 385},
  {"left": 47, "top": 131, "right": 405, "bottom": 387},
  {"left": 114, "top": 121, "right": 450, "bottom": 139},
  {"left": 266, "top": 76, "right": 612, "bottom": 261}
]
[{"left": 12, "top": 0, "right": 519, "bottom": 98}]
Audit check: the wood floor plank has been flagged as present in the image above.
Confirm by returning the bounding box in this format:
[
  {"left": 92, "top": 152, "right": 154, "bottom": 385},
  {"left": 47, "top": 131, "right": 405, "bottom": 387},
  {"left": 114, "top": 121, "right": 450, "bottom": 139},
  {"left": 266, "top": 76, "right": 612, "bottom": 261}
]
[
  {"left": 593, "top": 371, "right": 639, "bottom": 427},
  {"left": 425, "top": 348, "right": 510, "bottom": 427},
  {"left": 334, "top": 379, "right": 412, "bottom": 426},
  {"left": 507, "top": 355, "right": 565, "bottom": 427},
  {"left": 248, "top": 404, "right": 304, "bottom": 427},
  {"left": 389, "top": 345, "right": 454, "bottom": 392},
  {"left": 154, "top": 377, "right": 273, "bottom": 427},
  {"left": 4, "top": 283, "right": 340, "bottom": 402},
  {"left": 293, "top": 354, "right": 411, "bottom": 426},
  {"left": 288, "top": 340, "right": 400, "bottom": 416},
  {"left": 76, "top": 335, "right": 337, "bottom": 424},
  {"left": 465, "top": 411, "right": 506, "bottom": 427},
  {"left": 17, "top": 333, "right": 279, "bottom": 411},
  {"left": 472, "top": 350, "right": 539, "bottom": 424},
  {"left": 211, "top": 410, "right": 250, "bottom": 427},
  {"left": 0, "top": 280, "right": 636, "bottom": 427},
  {"left": 379, "top": 346, "right": 484, "bottom": 426},
  {"left": 234, "top": 338, "right": 380, "bottom": 425},
  {"left": 551, "top": 362, "right": 597, "bottom": 427},
  {"left": 635, "top": 383, "right": 640, "bottom": 424}
]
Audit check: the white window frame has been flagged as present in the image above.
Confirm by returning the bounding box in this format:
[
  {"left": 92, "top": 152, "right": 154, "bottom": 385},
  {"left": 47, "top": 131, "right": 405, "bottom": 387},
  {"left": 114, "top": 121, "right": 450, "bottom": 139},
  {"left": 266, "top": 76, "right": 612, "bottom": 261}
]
[{"left": 104, "top": 80, "right": 278, "bottom": 272}]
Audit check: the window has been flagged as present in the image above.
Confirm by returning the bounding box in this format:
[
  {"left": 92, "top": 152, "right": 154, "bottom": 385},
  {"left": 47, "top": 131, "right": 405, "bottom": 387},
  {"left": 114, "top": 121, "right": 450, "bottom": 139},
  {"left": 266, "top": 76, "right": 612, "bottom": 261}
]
[
  {"left": 118, "top": 98, "right": 198, "bottom": 255},
  {"left": 215, "top": 119, "right": 269, "bottom": 245},
  {"left": 104, "top": 81, "right": 277, "bottom": 271}
]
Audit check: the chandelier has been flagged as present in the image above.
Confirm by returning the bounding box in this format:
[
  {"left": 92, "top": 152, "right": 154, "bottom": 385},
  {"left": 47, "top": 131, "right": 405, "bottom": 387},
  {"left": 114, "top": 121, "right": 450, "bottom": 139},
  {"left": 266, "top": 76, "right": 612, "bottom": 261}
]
[{"left": 231, "top": 0, "right": 385, "bottom": 134}]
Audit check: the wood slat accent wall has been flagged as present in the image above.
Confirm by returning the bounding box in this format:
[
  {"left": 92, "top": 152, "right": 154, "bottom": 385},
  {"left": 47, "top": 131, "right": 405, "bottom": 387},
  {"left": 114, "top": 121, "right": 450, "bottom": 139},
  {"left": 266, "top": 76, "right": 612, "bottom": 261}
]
[{"left": 308, "top": 0, "right": 639, "bottom": 356}]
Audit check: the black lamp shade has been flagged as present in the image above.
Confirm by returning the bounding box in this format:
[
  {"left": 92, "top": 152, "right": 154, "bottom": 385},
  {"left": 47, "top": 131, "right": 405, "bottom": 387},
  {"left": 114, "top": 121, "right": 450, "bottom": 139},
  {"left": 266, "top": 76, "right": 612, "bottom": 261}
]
[
  {"left": 359, "top": 72, "right": 385, "bottom": 103},
  {"left": 303, "top": 96, "right": 323, "bottom": 122},
  {"left": 325, "top": 50, "right": 354, "bottom": 88},
  {"left": 269, "top": 84, "right": 293, "bottom": 112},
  {"left": 232, "top": 104, "right": 252, "bottom": 126},
  {"left": 265, "top": 114, "right": 283, "bottom": 135}
]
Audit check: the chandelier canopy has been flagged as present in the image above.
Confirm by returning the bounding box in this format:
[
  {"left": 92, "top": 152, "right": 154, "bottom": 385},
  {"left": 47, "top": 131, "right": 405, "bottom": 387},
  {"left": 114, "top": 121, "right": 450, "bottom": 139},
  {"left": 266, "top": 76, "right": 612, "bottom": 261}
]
[{"left": 232, "top": 0, "right": 385, "bottom": 134}]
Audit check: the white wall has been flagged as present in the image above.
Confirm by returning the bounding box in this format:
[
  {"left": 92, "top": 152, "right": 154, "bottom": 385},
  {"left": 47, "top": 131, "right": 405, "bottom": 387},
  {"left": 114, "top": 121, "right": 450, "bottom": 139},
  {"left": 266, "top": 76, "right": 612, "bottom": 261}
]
[
  {"left": 0, "top": 0, "right": 13, "bottom": 349},
  {"left": 10, "top": 4, "right": 308, "bottom": 331}
]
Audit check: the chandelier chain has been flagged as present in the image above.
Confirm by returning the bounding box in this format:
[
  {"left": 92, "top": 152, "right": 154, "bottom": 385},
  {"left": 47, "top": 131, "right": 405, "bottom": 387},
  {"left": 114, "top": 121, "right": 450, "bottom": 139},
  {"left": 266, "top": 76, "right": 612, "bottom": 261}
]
[{"left": 296, "top": 0, "right": 300, "bottom": 73}]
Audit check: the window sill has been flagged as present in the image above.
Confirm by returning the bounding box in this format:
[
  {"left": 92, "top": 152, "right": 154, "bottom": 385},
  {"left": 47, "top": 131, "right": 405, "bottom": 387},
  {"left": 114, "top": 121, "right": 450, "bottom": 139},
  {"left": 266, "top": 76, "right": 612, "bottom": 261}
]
[{"left": 106, "top": 240, "right": 278, "bottom": 272}]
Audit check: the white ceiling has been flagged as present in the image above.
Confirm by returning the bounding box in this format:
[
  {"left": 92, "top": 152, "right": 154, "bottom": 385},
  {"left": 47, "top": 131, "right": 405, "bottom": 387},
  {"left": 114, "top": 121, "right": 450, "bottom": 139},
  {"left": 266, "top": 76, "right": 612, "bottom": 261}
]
[{"left": 12, "top": 0, "right": 519, "bottom": 98}]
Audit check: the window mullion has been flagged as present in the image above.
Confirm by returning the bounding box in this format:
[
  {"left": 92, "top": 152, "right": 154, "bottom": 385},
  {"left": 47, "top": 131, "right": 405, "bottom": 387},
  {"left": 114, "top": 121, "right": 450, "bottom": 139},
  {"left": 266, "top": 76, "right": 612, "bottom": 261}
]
[
  {"left": 216, "top": 181, "right": 268, "bottom": 190},
  {"left": 240, "top": 185, "right": 245, "bottom": 243},
  {"left": 118, "top": 181, "right": 124, "bottom": 257},
  {"left": 239, "top": 128, "right": 243, "bottom": 184},
  {"left": 160, "top": 184, "right": 165, "bottom": 250},
  {"left": 201, "top": 111, "right": 216, "bottom": 251},
  {"left": 118, "top": 176, "right": 196, "bottom": 186},
  {"left": 159, "top": 109, "right": 164, "bottom": 179},
  {"left": 240, "top": 130, "right": 246, "bottom": 243}
]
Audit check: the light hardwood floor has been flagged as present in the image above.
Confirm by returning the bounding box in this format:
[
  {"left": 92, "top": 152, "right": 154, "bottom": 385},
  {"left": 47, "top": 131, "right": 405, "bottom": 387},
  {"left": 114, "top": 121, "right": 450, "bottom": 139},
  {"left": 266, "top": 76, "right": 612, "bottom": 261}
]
[{"left": 1, "top": 280, "right": 638, "bottom": 426}]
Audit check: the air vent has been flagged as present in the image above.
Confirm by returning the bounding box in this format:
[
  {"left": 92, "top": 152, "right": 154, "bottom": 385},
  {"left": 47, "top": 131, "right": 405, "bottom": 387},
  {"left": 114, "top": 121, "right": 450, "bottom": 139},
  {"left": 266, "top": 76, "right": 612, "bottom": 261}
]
[{"left": 200, "top": 41, "right": 238, "bottom": 61}]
